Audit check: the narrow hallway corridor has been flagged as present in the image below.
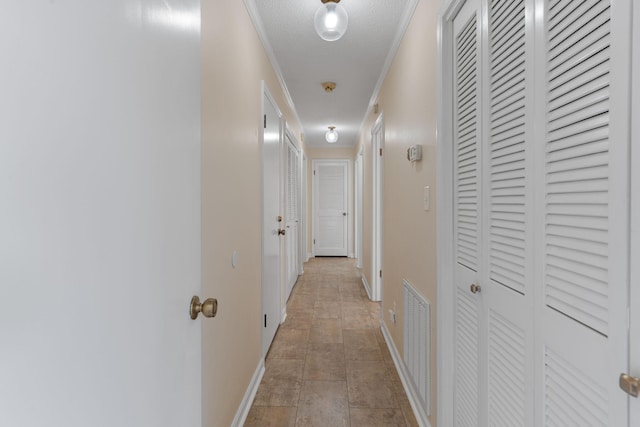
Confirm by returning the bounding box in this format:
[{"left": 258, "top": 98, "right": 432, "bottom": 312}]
[{"left": 245, "top": 258, "right": 418, "bottom": 426}]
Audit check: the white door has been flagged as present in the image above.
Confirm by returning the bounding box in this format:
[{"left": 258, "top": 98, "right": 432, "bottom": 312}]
[
  {"left": 451, "top": 2, "right": 482, "bottom": 423},
  {"left": 284, "top": 132, "right": 300, "bottom": 300},
  {"left": 631, "top": 1, "right": 640, "bottom": 422},
  {"left": 446, "top": 0, "right": 632, "bottom": 425},
  {"left": 0, "top": 2, "right": 202, "bottom": 426},
  {"left": 355, "top": 147, "right": 364, "bottom": 269},
  {"left": 313, "top": 160, "right": 349, "bottom": 257},
  {"left": 371, "top": 116, "right": 384, "bottom": 302},
  {"left": 300, "top": 153, "right": 308, "bottom": 272},
  {"left": 535, "top": 1, "right": 630, "bottom": 425},
  {"left": 262, "top": 87, "right": 283, "bottom": 356}
]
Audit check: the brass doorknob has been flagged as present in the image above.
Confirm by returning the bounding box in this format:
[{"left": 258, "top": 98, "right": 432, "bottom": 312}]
[
  {"left": 470, "top": 283, "right": 481, "bottom": 294},
  {"left": 620, "top": 373, "right": 640, "bottom": 397},
  {"left": 278, "top": 229, "right": 286, "bottom": 236},
  {"left": 190, "top": 296, "right": 218, "bottom": 320}
]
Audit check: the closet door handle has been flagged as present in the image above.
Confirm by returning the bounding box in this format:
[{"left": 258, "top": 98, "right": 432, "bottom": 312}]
[
  {"left": 470, "top": 283, "right": 481, "bottom": 294},
  {"left": 620, "top": 373, "right": 640, "bottom": 397}
]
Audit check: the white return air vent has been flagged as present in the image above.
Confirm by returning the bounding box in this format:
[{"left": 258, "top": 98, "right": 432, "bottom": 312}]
[{"left": 403, "top": 279, "right": 430, "bottom": 415}]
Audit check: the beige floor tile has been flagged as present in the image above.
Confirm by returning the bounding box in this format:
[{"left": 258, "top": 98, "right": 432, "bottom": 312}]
[
  {"left": 309, "top": 318, "right": 343, "bottom": 343},
  {"left": 313, "top": 300, "right": 342, "bottom": 319},
  {"left": 349, "top": 408, "right": 408, "bottom": 426},
  {"left": 244, "top": 406, "right": 298, "bottom": 427},
  {"left": 253, "top": 379, "right": 302, "bottom": 407},
  {"left": 344, "top": 329, "right": 384, "bottom": 361},
  {"left": 307, "top": 342, "right": 344, "bottom": 359},
  {"left": 346, "top": 361, "right": 398, "bottom": 408},
  {"left": 268, "top": 329, "right": 309, "bottom": 360},
  {"left": 303, "top": 353, "right": 346, "bottom": 381},
  {"left": 295, "top": 381, "right": 349, "bottom": 427}
]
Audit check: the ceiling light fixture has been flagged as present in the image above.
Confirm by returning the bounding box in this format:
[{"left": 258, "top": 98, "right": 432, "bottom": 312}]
[
  {"left": 314, "top": 0, "right": 348, "bottom": 42},
  {"left": 322, "top": 81, "right": 337, "bottom": 93},
  {"left": 325, "top": 126, "right": 339, "bottom": 143}
]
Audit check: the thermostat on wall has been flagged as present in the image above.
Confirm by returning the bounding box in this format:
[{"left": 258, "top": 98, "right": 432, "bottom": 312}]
[{"left": 407, "top": 144, "right": 423, "bottom": 162}]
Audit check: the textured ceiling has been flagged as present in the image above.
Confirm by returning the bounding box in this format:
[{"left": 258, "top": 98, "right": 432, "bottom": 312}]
[{"left": 247, "top": 0, "right": 412, "bottom": 148}]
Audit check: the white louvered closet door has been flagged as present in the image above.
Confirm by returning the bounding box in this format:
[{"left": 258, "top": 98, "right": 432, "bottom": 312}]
[
  {"left": 449, "top": 0, "right": 632, "bottom": 425},
  {"left": 452, "top": 1, "right": 482, "bottom": 425},
  {"left": 536, "top": 0, "right": 631, "bottom": 425},
  {"left": 285, "top": 136, "right": 300, "bottom": 299},
  {"left": 483, "top": 0, "right": 535, "bottom": 425}
]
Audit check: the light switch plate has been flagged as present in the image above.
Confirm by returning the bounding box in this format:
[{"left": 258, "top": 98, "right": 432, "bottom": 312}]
[{"left": 424, "top": 186, "right": 430, "bottom": 211}]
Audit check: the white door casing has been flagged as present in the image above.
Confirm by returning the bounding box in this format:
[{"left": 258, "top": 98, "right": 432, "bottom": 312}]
[
  {"left": 630, "top": 0, "right": 640, "bottom": 422},
  {"left": 356, "top": 146, "right": 364, "bottom": 269},
  {"left": 439, "top": 0, "right": 633, "bottom": 425},
  {"left": 313, "top": 159, "right": 349, "bottom": 257},
  {"left": 371, "top": 114, "right": 385, "bottom": 302},
  {"left": 300, "top": 153, "right": 308, "bottom": 269},
  {"left": 0, "top": 2, "right": 202, "bottom": 426},
  {"left": 284, "top": 129, "right": 300, "bottom": 301},
  {"left": 261, "top": 85, "right": 283, "bottom": 357}
]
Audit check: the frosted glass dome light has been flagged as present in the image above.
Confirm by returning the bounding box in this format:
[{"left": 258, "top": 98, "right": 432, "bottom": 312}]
[
  {"left": 325, "top": 126, "right": 339, "bottom": 143},
  {"left": 314, "top": 1, "right": 348, "bottom": 42}
]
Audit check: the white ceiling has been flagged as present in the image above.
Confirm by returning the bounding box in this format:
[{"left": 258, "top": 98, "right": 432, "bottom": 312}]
[{"left": 246, "top": 0, "right": 415, "bottom": 148}]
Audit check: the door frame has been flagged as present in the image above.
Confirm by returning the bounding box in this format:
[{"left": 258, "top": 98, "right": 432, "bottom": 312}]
[
  {"left": 312, "top": 159, "right": 350, "bottom": 257},
  {"left": 371, "top": 114, "right": 384, "bottom": 302},
  {"left": 283, "top": 125, "right": 301, "bottom": 301},
  {"left": 261, "top": 83, "right": 283, "bottom": 357},
  {"left": 300, "top": 152, "right": 308, "bottom": 272},
  {"left": 355, "top": 145, "right": 364, "bottom": 269}
]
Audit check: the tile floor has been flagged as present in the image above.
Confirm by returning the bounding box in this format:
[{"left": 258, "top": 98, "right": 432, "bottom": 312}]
[{"left": 245, "top": 257, "right": 418, "bottom": 427}]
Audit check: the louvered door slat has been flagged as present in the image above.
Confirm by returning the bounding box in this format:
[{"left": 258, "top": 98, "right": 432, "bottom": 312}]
[
  {"left": 455, "top": 289, "right": 479, "bottom": 427},
  {"left": 545, "top": 1, "right": 610, "bottom": 335},
  {"left": 489, "top": 0, "right": 526, "bottom": 295},
  {"left": 544, "top": 348, "right": 608, "bottom": 426},
  {"left": 488, "top": 310, "right": 526, "bottom": 427},
  {"left": 455, "top": 12, "right": 479, "bottom": 273}
]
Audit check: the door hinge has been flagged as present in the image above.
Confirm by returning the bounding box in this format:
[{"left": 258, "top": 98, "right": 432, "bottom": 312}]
[
  {"left": 379, "top": 269, "right": 382, "bottom": 278},
  {"left": 313, "top": 170, "right": 316, "bottom": 175},
  {"left": 379, "top": 148, "right": 383, "bottom": 156},
  {"left": 264, "top": 314, "right": 267, "bottom": 328},
  {"left": 313, "top": 239, "right": 316, "bottom": 245},
  {"left": 264, "top": 114, "right": 267, "bottom": 129}
]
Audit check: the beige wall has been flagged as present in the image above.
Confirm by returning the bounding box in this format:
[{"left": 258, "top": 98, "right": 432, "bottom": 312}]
[
  {"left": 201, "top": 1, "right": 302, "bottom": 425},
  {"left": 305, "top": 146, "right": 358, "bottom": 257},
  {"left": 356, "top": 0, "right": 440, "bottom": 424}
]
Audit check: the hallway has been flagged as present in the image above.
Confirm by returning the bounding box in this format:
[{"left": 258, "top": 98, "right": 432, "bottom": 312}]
[{"left": 245, "top": 257, "right": 418, "bottom": 426}]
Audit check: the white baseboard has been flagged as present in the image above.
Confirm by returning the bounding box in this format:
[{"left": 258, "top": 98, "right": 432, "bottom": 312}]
[
  {"left": 281, "top": 308, "right": 287, "bottom": 324},
  {"left": 230, "top": 358, "right": 265, "bottom": 427},
  {"left": 348, "top": 252, "right": 355, "bottom": 258},
  {"left": 306, "top": 252, "right": 314, "bottom": 261},
  {"left": 361, "top": 274, "right": 372, "bottom": 300},
  {"left": 380, "top": 322, "right": 431, "bottom": 427}
]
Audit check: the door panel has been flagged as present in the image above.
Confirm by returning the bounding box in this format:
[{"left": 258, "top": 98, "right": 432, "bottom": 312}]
[
  {"left": 485, "top": 0, "right": 534, "bottom": 424},
  {"left": 631, "top": 1, "right": 640, "bottom": 423},
  {"left": 285, "top": 134, "right": 300, "bottom": 300},
  {"left": 262, "top": 89, "right": 282, "bottom": 356},
  {"left": 314, "top": 160, "right": 348, "bottom": 256},
  {"left": 539, "top": 1, "right": 629, "bottom": 424},
  {"left": 372, "top": 116, "right": 384, "bottom": 301},
  {"left": 452, "top": 1, "right": 481, "bottom": 424},
  {"left": 0, "top": 2, "right": 201, "bottom": 426}
]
